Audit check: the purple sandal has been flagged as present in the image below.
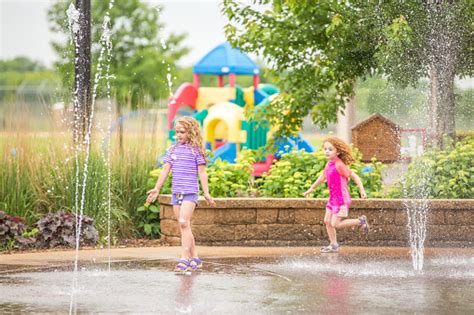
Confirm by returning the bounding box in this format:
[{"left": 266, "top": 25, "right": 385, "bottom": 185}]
[
  {"left": 189, "top": 257, "right": 203, "bottom": 270},
  {"left": 174, "top": 259, "right": 190, "bottom": 272},
  {"left": 320, "top": 244, "right": 339, "bottom": 253}
]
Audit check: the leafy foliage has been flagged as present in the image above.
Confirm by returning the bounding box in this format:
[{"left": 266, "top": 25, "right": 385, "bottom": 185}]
[
  {"left": 35, "top": 211, "right": 98, "bottom": 248},
  {"left": 390, "top": 138, "right": 474, "bottom": 199},
  {"left": 1, "top": 133, "right": 160, "bottom": 241},
  {"left": 0, "top": 57, "right": 59, "bottom": 101},
  {"left": 222, "top": 0, "right": 379, "bottom": 136},
  {"left": 222, "top": 0, "right": 473, "bottom": 143},
  {"left": 48, "top": 0, "right": 189, "bottom": 107},
  {"left": 148, "top": 149, "right": 382, "bottom": 198},
  {"left": 455, "top": 88, "right": 474, "bottom": 130},
  {"left": 374, "top": 2, "right": 472, "bottom": 85},
  {"left": 136, "top": 203, "right": 160, "bottom": 238},
  {"left": 0, "top": 210, "right": 27, "bottom": 249},
  {"left": 0, "top": 57, "right": 46, "bottom": 72},
  {"left": 0, "top": 154, "right": 37, "bottom": 225},
  {"left": 31, "top": 151, "right": 130, "bottom": 239},
  {"left": 257, "top": 150, "right": 383, "bottom": 198},
  {"left": 207, "top": 150, "right": 257, "bottom": 197}
]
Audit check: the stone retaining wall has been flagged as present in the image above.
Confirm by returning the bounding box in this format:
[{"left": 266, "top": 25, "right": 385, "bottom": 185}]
[{"left": 158, "top": 196, "right": 473, "bottom": 247}]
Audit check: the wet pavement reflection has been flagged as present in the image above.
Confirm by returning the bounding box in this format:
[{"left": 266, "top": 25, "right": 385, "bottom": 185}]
[{"left": 0, "top": 251, "right": 473, "bottom": 313}]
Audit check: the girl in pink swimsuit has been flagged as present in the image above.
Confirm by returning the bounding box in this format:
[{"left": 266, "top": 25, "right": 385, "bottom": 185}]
[{"left": 303, "top": 137, "right": 369, "bottom": 253}]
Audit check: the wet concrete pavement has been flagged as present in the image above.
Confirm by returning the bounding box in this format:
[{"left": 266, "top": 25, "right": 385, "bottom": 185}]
[
  {"left": 1, "top": 246, "right": 473, "bottom": 313},
  {"left": 0, "top": 246, "right": 435, "bottom": 266},
  {"left": 1, "top": 245, "right": 471, "bottom": 271}
]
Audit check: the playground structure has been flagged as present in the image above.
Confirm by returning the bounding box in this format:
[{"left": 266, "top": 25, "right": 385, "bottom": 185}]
[{"left": 167, "top": 43, "right": 314, "bottom": 176}]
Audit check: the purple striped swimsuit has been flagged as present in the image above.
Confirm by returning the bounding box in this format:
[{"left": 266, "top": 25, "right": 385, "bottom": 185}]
[{"left": 163, "top": 144, "right": 206, "bottom": 194}]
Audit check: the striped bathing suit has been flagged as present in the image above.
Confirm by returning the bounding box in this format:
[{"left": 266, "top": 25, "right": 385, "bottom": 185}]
[{"left": 163, "top": 144, "right": 206, "bottom": 194}]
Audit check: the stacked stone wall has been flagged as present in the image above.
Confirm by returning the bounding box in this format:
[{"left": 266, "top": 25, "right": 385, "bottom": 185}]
[{"left": 159, "top": 196, "right": 473, "bottom": 247}]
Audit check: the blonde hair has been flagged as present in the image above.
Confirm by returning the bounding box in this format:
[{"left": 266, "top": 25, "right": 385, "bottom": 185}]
[
  {"left": 173, "top": 116, "right": 207, "bottom": 160},
  {"left": 323, "top": 136, "right": 355, "bottom": 165}
]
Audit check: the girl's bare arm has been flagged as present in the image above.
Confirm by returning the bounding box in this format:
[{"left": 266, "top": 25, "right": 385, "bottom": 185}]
[
  {"left": 303, "top": 172, "right": 326, "bottom": 197},
  {"left": 153, "top": 163, "right": 171, "bottom": 191},
  {"left": 146, "top": 163, "right": 171, "bottom": 203},
  {"left": 198, "top": 164, "right": 216, "bottom": 206},
  {"left": 349, "top": 172, "right": 367, "bottom": 198}
]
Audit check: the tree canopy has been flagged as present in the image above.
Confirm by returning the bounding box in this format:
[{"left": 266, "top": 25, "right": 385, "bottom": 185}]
[
  {"left": 223, "top": 0, "right": 473, "bottom": 145},
  {"left": 48, "top": 0, "right": 189, "bottom": 108},
  {"left": 0, "top": 57, "right": 46, "bottom": 72}
]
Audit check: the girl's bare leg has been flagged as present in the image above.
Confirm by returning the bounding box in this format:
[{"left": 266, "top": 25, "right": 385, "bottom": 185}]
[
  {"left": 331, "top": 215, "right": 360, "bottom": 229},
  {"left": 174, "top": 201, "right": 197, "bottom": 260},
  {"left": 324, "top": 210, "right": 338, "bottom": 245}
]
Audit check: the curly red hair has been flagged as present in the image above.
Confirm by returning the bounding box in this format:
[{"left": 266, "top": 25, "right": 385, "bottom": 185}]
[{"left": 323, "top": 136, "right": 355, "bottom": 165}]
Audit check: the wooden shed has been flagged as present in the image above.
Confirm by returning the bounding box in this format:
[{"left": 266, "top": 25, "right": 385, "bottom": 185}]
[{"left": 351, "top": 113, "right": 400, "bottom": 163}]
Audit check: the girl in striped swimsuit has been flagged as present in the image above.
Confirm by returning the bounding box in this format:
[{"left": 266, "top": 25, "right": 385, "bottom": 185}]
[
  {"left": 147, "top": 117, "right": 216, "bottom": 271},
  {"left": 303, "top": 137, "right": 369, "bottom": 253}
]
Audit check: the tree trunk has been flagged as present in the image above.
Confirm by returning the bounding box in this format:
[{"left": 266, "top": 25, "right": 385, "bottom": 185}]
[
  {"left": 428, "top": 67, "right": 456, "bottom": 149},
  {"left": 74, "top": 0, "right": 91, "bottom": 144},
  {"left": 336, "top": 87, "right": 357, "bottom": 144},
  {"left": 425, "top": 1, "right": 458, "bottom": 149}
]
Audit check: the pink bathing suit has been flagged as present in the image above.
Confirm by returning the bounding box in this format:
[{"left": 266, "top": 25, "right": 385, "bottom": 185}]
[{"left": 325, "top": 158, "right": 352, "bottom": 214}]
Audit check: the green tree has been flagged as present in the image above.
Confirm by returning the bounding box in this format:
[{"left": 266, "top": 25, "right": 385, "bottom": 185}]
[
  {"left": 48, "top": 0, "right": 189, "bottom": 108},
  {"left": 0, "top": 57, "right": 59, "bottom": 102},
  {"left": 374, "top": 1, "right": 472, "bottom": 148},
  {"left": 0, "top": 57, "right": 46, "bottom": 72},
  {"left": 223, "top": 0, "right": 473, "bottom": 147}
]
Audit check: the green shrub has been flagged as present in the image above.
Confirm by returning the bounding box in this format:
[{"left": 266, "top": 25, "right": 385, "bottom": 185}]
[
  {"left": 147, "top": 149, "right": 383, "bottom": 199},
  {"left": 1, "top": 138, "right": 157, "bottom": 241},
  {"left": 390, "top": 138, "right": 474, "bottom": 199},
  {"left": 26, "top": 151, "right": 136, "bottom": 240},
  {"left": 135, "top": 165, "right": 175, "bottom": 239},
  {"left": 257, "top": 150, "right": 384, "bottom": 198},
  {"left": 207, "top": 150, "right": 257, "bottom": 197},
  {"left": 136, "top": 203, "right": 161, "bottom": 238},
  {"left": 0, "top": 153, "right": 37, "bottom": 224},
  {"left": 111, "top": 151, "right": 155, "bottom": 239}
]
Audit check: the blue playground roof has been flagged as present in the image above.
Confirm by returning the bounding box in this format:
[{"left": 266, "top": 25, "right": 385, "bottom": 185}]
[{"left": 193, "top": 42, "right": 260, "bottom": 76}]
